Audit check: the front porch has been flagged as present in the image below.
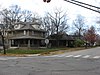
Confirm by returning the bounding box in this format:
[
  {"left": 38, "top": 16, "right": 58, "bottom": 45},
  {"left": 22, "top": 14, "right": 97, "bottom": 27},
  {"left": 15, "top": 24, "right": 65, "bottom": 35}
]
[
  {"left": 49, "top": 40, "right": 74, "bottom": 47},
  {"left": 9, "top": 39, "right": 45, "bottom": 48}
]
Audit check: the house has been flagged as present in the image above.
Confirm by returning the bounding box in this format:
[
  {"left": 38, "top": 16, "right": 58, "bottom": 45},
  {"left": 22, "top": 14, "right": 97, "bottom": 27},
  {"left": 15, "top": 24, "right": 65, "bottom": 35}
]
[
  {"left": 47, "top": 33, "right": 75, "bottom": 47},
  {"left": 0, "top": 22, "right": 84, "bottom": 49},
  {"left": 7, "top": 22, "right": 46, "bottom": 48}
]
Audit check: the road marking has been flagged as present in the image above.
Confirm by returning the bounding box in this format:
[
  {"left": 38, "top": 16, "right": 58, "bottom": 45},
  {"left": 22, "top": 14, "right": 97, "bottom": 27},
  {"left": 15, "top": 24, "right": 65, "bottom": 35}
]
[
  {"left": 0, "top": 58, "right": 8, "bottom": 61},
  {"left": 82, "top": 55, "right": 90, "bottom": 58},
  {"left": 43, "top": 54, "right": 100, "bottom": 59},
  {"left": 93, "top": 56, "right": 100, "bottom": 59},
  {"left": 0, "top": 57, "right": 29, "bottom": 61},
  {"left": 73, "top": 55, "right": 82, "bottom": 58},
  {"left": 57, "top": 55, "right": 68, "bottom": 57},
  {"left": 49, "top": 55, "right": 60, "bottom": 57},
  {"left": 26, "top": 54, "right": 40, "bottom": 57},
  {"left": 65, "top": 55, "right": 73, "bottom": 57}
]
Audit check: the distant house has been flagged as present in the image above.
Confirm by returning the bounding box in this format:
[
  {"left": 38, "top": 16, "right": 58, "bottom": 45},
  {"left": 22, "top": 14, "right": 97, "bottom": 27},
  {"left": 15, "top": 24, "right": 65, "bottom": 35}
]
[
  {"left": 47, "top": 33, "right": 75, "bottom": 47},
  {"left": 7, "top": 22, "right": 46, "bottom": 48}
]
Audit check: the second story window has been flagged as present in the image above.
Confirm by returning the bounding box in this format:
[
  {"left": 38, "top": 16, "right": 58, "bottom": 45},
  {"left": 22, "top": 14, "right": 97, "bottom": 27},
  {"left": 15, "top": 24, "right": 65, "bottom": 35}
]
[
  {"left": 32, "top": 31, "right": 34, "bottom": 35},
  {"left": 24, "top": 30, "right": 26, "bottom": 35}
]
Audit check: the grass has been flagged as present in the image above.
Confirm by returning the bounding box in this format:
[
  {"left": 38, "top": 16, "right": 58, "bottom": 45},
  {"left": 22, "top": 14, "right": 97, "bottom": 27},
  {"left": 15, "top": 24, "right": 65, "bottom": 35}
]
[
  {"left": 0, "top": 47, "right": 87, "bottom": 56},
  {"left": 0, "top": 47, "right": 67, "bottom": 54}
]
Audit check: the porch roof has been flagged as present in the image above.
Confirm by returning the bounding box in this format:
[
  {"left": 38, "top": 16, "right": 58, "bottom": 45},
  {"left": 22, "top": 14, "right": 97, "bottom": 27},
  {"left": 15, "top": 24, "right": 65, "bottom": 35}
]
[
  {"left": 10, "top": 35, "right": 45, "bottom": 40},
  {"left": 47, "top": 34, "right": 75, "bottom": 41}
]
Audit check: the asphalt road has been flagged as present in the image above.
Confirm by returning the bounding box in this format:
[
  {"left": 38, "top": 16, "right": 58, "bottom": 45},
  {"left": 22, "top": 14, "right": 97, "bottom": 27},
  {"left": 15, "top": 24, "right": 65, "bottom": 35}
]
[
  {"left": 0, "top": 47, "right": 100, "bottom": 75},
  {"left": 45, "top": 47, "right": 100, "bottom": 59}
]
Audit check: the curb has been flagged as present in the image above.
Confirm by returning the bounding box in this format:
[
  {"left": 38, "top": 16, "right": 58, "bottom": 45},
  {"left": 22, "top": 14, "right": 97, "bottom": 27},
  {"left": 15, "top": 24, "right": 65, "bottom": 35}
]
[{"left": 26, "top": 54, "right": 41, "bottom": 57}]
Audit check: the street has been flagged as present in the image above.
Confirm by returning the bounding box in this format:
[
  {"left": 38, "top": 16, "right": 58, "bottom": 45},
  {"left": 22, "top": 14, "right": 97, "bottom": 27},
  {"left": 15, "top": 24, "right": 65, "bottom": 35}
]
[
  {"left": 45, "top": 47, "right": 100, "bottom": 59},
  {"left": 0, "top": 47, "right": 100, "bottom": 75}
]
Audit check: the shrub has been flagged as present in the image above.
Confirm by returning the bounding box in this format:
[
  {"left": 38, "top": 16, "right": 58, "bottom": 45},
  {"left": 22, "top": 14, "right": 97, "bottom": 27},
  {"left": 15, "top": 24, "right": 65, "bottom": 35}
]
[{"left": 75, "top": 39, "right": 85, "bottom": 47}]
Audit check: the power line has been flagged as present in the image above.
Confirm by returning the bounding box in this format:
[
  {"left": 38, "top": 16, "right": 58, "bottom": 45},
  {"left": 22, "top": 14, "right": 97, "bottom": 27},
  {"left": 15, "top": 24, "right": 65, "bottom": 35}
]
[
  {"left": 64, "top": 0, "right": 100, "bottom": 13},
  {"left": 70, "top": 0, "right": 100, "bottom": 9}
]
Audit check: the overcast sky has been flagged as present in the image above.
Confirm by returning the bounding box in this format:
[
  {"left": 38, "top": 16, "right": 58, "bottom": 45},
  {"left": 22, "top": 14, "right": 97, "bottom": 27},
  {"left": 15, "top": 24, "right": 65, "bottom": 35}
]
[{"left": 0, "top": 0, "right": 100, "bottom": 33}]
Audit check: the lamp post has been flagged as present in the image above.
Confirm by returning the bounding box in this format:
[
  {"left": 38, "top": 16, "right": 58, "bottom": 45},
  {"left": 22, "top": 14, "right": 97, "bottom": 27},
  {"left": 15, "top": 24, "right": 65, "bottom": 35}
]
[{"left": 0, "top": 32, "right": 6, "bottom": 54}]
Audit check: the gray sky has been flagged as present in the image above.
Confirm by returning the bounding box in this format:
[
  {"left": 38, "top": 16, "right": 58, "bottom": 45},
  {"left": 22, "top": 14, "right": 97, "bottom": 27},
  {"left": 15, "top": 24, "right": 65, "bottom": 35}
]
[
  {"left": 0, "top": 0, "right": 99, "bottom": 16},
  {"left": 0, "top": 0, "right": 100, "bottom": 33}
]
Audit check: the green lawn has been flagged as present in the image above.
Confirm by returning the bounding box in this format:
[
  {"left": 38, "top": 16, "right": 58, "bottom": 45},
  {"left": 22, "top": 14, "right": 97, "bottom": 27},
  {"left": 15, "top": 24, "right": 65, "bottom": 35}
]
[
  {"left": 0, "top": 47, "right": 69, "bottom": 54},
  {"left": 0, "top": 47, "right": 88, "bottom": 55}
]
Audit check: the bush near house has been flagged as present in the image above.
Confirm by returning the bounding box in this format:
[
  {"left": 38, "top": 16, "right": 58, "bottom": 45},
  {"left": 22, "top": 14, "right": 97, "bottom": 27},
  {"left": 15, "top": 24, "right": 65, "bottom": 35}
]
[{"left": 74, "top": 39, "right": 85, "bottom": 47}]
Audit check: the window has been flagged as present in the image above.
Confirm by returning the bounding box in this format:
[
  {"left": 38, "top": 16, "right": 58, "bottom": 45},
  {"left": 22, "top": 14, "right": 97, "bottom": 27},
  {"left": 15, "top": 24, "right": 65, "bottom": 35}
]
[
  {"left": 24, "top": 30, "right": 26, "bottom": 35},
  {"left": 32, "top": 31, "right": 34, "bottom": 35}
]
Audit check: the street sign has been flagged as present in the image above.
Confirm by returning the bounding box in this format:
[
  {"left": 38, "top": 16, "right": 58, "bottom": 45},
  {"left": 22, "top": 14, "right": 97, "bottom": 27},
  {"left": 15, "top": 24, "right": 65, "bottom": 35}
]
[{"left": 45, "top": 39, "right": 49, "bottom": 44}]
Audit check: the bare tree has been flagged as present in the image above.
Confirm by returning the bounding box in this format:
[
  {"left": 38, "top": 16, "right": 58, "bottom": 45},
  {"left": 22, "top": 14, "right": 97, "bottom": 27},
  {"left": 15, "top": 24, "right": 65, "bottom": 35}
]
[
  {"left": 42, "top": 9, "right": 69, "bottom": 47},
  {"left": 42, "top": 15, "right": 55, "bottom": 37},
  {"left": 42, "top": 9, "right": 69, "bottom": 37},
  {"left": 22, "top": 10, "right": 33, "bottom": 22},
  {"left": 0, "top": 5, "right": 22, "bottom": 30},
  {"left": 73, "top": 14, "right": 85, "bottom": 38}
]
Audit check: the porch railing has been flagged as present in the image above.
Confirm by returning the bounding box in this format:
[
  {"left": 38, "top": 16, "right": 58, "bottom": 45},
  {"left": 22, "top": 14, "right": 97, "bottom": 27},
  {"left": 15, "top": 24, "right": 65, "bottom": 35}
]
[{"left": 8, "top": 33, "right": 45, "bottom": 38}]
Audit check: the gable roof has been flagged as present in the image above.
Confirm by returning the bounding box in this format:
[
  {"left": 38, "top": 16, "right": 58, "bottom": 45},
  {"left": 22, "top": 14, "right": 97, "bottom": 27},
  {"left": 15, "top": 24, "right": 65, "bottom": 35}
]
[
  {"left": 19, "top": 24, "right": 46, "bottom": 32},
  {"left": 13, "top": 22, "right": 46, "bottom": 32},
  {"left": 20, "top": 24, "right": 35, "bottom": 30}
]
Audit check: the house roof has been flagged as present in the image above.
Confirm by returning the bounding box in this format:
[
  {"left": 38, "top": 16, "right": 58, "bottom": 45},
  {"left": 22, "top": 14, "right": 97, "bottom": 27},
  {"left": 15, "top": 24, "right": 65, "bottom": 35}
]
[
  {"left": 17, "top": 24, "right": 46, "bottom": 32},
  {"left": 61, "top": 35, "right": 75, "bottom": 40},
  {"left": 7, "top": 22, "right": 46, "bottom": 32},
  {"left": 15, "top": 22, "right": 36, "bottom": 25},
  {"left": 20, "top": 24, "right": 35, "bottom": 30},
  {"left": 18, "top": 22, "right": 45, "bottom": 32},
  {"left": 47, "top": 34, "right": 75, "bottom": 41}
]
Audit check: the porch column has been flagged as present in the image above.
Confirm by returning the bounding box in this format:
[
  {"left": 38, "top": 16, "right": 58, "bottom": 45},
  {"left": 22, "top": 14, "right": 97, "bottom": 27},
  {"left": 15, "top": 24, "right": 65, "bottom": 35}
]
[
  {"left": 32, "top": 40, "right": 34, "bottom": 47},
  {"left": 28, "top": 39, "right": 30, "bottom": 48},
  {"left": 18, "top": 40, "right": 19, "bottom": 48},
  {"left": 9, "top": 40, "right": 11, "bottom": 48},
  {"left": 38, "top": 40, "right": 40, "bottom": 47},
  {"left": 66, "top": 41, "right": 68, "bottom": 47},
  {"left": 27, "top": 30, "right": 29, "bottom": 36}
]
